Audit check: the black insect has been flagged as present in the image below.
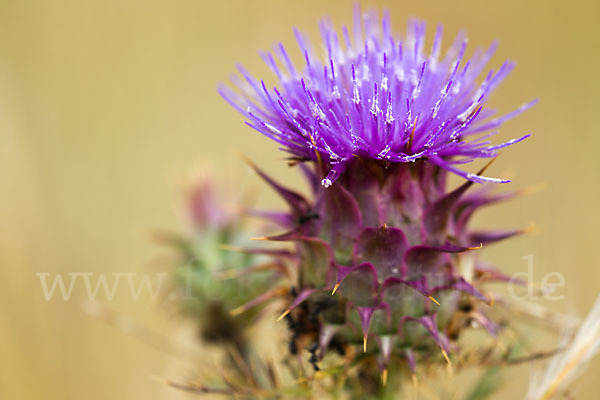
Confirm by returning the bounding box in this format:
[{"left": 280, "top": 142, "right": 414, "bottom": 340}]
[
  {"left": 307, "top": 342, "right": 320, "bottom": 371},
  {"left": 298, "top": 212, "right": 320, "bottom": 225}
]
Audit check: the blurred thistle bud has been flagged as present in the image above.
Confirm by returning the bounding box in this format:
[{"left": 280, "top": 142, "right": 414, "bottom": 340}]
[
  {"left": 157, "top": 172, "right": 279, "bottom": 353},
  {"left": 185, "top": 177, "right": 233, "bottom": 232}
]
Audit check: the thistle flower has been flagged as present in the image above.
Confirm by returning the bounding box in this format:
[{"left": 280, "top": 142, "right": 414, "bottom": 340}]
[
  {"left": 220, "top": 6, "right": 535, "bottom": 187},
  {"left": 220, "top": 6, "right": 534, "bottom": 396},
  {"left": 156, "top": 176, "right": 276, "bottom": 349}
]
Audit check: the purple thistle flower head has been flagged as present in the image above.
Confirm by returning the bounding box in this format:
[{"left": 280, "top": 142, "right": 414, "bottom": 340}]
[
  {"left": 220, "top": 5, "right": 535, "bottom": 187},
  {"left": 210, "top": 6, "right": 543, "bottom": 395}
]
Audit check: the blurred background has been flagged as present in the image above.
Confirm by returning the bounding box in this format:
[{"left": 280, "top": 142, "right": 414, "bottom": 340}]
[{"left": 1, "top": 0, "right": 599, "bottom": 398}]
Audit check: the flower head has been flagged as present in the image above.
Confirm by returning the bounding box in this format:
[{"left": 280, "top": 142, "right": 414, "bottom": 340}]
[
  {"left": 157, "top": 176, "right": 277, "bottom": 347},
  {"left": 217, "top": 6, "right": 537, "bottom": 397},
  {"left": 220, "top": 6, "right": 534, "bottom": 187}
]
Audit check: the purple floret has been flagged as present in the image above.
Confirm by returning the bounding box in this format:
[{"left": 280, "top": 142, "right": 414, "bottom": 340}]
[{"left": 220, "top": 5, "right": 535, "bottom": 186}]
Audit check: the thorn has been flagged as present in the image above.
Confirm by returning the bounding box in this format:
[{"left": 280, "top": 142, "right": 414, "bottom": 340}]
[
  {"left": 477, "top": 156, "right": 497, "bottom": 176},
  {"left": 467, "top": 243, "right": 484, "bottom": 251},
  {"left": 276, "top": 309, "right": 291, "bottom": 322},
  {"left": 469, "top": 105, "right": 483, "bottom": 121},
  {"left": 428, "top": 295, "right": 441, "bottom": 306},
  {"left": 308, "top": 133, "right": 325, "bottom": 178},
  {"left": 331, "top": 282, "right": 341, "bottom": 295},
  {"left": 238, "top": 152, "right": 266, "bottom": 178},
  {"left": 363, "top": 336, "right": 368, "bottom": 353},
  {"left": 518, "top": 183, "right": 546, "bottom": 196},
  {"left": 230, "top": 306, "right": 244, "bottom": 317},
  {"left": 465, "top": 156, "right": 500, "bottom": 184},
  {"left": 487, "top": 291, "right": 496, "bottom": 307},
  {"left": 314, "top": 150, "right": 324, "bottom": 170},
  {"left": 522, "top": 222, "right": 537, "bottom": 234},
  {"left": 250, "top": 236, "right": 268, "bottom": 241},
  {"left": 441, "top": 348, "right": 452, "bottom": 367},
  {"left": 237, "top": 151, "right": 252, "bottom": 164},
  {"left": 405, "top": 115, "right": 418, "bottom": 153},
  {"left": 381, "top": 368, "right": 388, "bottom": 386}
]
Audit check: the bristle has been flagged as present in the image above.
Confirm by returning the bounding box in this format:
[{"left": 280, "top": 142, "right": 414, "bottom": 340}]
[
  {"left": 428, "top": 295, "right": 441, "bottom": 306},
  {"left": 276, "top": 309, "right": 291, "bottom": 322},
  {"left": 331, "top": 282, "right": 340, "bottom": 295},
  {"left": 441, "top": 348, "right": 452, "bottom": 367},
  {"left": 250, "top": 236, "right": 269, "bottom": 241},
  {"left": 381, "top": 368, "right": 388, "bottom": 386}
]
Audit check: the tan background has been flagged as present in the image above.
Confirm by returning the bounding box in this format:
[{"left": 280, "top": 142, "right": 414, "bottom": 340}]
[{"left": 1, "top": 0, "right": 599, "bottom": 399}]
